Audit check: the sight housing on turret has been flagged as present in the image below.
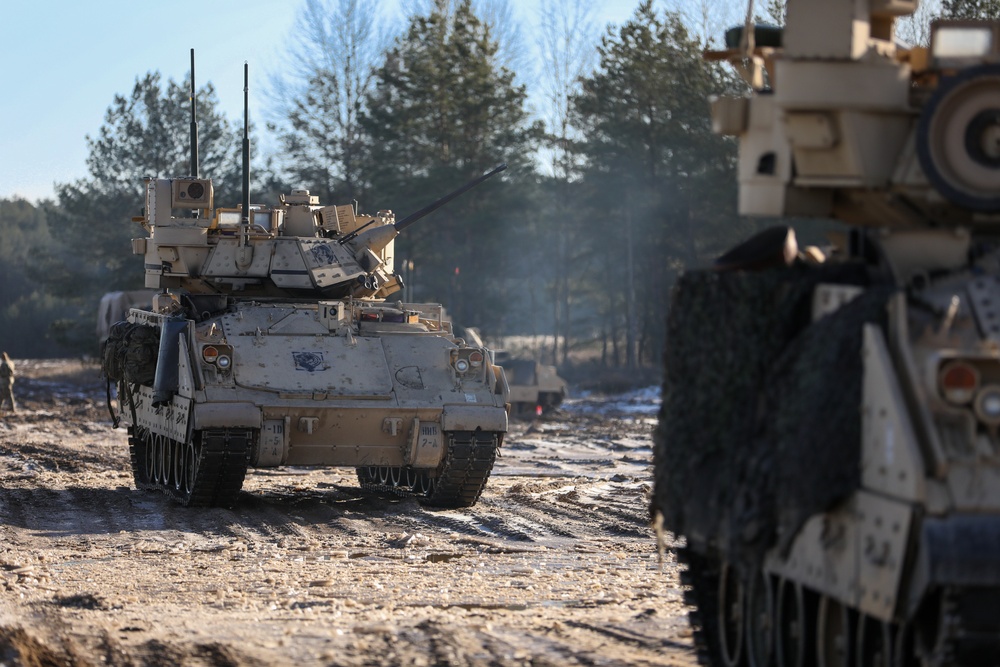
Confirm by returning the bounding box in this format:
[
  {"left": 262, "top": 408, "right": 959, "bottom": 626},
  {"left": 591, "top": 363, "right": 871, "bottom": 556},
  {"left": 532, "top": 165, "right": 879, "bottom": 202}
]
[{"left": 708, "top": 1, "right": 999, "bottom": 227}]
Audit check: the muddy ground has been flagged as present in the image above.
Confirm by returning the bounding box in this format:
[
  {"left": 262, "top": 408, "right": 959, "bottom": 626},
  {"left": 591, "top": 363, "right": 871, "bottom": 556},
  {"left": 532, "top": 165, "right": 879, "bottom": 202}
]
[{"left": 0, "top": 360, "right": 694, "bottom": 666}]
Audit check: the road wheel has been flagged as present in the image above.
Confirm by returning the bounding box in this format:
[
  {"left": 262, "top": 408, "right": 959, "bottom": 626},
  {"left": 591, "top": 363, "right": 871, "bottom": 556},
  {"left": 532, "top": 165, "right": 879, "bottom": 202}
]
[
  {"left": 817, "top": 595, "right": 852, "bottom": 667},
  {"left": 747, "top": 568, "right": 775, "bottom": 667}
]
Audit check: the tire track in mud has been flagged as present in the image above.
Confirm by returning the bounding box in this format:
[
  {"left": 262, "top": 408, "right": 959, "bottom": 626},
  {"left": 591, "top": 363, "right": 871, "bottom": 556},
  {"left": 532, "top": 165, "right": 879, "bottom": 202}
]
[
  {"left": 234, "top": 471, "right": 653, "bottom": 551},
  {"left": 0, "top": 622, "right": 267, "bottom": 667},
  {"left": 490, "top": 478, "right": 653, "bottom": 544},
  {"left": 0, "top": 441, "right": 111, "bottom": 474}
]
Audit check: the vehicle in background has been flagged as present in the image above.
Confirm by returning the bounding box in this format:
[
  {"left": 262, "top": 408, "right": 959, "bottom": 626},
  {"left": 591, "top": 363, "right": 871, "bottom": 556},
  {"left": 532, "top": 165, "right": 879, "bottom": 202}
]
[
  {"left": 495, "top": 352, "right": 567, "bottom": 418},
  {"left": 454, "top": 327, "right": 567, "bottom": 418},
  {"left": 96, "top": 291, "right": 156, "bottom": 350}
]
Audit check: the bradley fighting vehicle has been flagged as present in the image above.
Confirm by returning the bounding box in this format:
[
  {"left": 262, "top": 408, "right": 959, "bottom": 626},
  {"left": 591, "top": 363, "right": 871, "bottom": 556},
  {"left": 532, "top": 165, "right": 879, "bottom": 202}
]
[
  {"left": 652, "top": 2, "right": 1000, "bottom": 666},
  {"left": 494, "top": 353, "right": 568, "bottom": 418},
  {"left": 103, "top": 54, "right": 510, "bottom": 509},
  {"left": 455, "top": 326, "right": 567, "bottom": 418}
]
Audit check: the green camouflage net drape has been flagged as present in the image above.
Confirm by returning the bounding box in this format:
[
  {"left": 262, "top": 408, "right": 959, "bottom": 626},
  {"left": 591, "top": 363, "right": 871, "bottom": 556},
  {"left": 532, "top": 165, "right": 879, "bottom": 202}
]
[{"left": 652, "top": 261, "right": 894, "bottom": 570}]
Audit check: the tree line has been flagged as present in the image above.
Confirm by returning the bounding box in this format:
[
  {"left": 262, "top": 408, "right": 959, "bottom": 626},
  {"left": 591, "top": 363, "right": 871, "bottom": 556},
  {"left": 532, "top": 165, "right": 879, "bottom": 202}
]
[{"left": 0, "top": 0, "right": 992, "bottom": 372}]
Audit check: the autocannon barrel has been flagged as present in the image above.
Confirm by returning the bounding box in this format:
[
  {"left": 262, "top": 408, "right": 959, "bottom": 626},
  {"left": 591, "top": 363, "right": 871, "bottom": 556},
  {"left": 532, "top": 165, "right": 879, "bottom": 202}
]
[{"left": 394, "top": 163, "right": 507, "bottom": 232}]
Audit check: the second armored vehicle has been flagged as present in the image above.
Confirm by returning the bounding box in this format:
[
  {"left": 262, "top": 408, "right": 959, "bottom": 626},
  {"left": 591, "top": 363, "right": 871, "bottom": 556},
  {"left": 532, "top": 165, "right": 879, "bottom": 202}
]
[
  {"left": 495, "top": 353, "right": 567, "bottom": 418},
  {"left": 653, "top": 2, "right": 1000, "bottom": 666},
  {"left": 455, "top": 327, "right": 567, "bottom": 418},
  {"left": 103, "top": 57, "right": 510, "bottom": 508}
]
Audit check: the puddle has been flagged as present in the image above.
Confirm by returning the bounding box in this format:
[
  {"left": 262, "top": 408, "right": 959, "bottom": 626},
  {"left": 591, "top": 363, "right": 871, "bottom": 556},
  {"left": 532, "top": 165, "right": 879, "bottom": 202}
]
[{"left": 425, "top": 553, "right": 464, "bottom": 563}]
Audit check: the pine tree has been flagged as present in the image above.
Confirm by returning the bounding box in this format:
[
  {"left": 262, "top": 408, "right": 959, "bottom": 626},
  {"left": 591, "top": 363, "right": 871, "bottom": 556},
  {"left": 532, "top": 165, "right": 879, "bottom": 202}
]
[
  {"left": 360, "top": 0, "right": 542, "bottom": 331},
  {"left": 764, "top": 0, "right": 786, "bottom": 25},
  {"left": 942, "top": 0, "right": 1000, "bottom": 18},
  {"left": 267, "top": 0, "right": 388, "bottom": 202},
  {"left": 41, "top": 73, "right": 242, "bottom": 351},
  {"left": 534, "top": 0, "right": 599, "bottom": 365},
  {"left": 570, "top": 1, "right": 747, "bottom": 366},
  {"left": 0, "top": 198, "right": 65, "bottom": 357}
]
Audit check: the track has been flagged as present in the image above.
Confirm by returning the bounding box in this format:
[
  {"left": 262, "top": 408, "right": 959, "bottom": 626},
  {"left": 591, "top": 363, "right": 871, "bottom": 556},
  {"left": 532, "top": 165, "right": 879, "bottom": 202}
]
[
  {"left": 357, "top": 430, "right": 499, "bottom": 508},
  {"left": 676, "top": 545, "right": 1000, "bottom": 667},
  {"left": 129, "top": 426, "right": 252, "bottom": 507},
  {"left": 0, "top": 360, "right": 695, "bottom": 667}
]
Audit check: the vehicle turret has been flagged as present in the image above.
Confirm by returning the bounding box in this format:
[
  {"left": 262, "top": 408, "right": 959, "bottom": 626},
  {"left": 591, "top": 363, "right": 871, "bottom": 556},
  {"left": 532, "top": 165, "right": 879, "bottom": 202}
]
[{"left": 134, "top": 163, "right": 505, "bottom": 301}]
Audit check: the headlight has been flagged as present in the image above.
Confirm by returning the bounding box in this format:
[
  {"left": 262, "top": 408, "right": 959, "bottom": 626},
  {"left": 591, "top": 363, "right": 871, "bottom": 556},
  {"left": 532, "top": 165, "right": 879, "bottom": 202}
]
[
  {"left": 201, "top": 344, "right": 233, "bottom": 371},
  {"left": 974, "top": 385, "right": 1000, "bottom": 425},
  {"left": 455, "top": 358, "right": 470, "bottom": 373}
]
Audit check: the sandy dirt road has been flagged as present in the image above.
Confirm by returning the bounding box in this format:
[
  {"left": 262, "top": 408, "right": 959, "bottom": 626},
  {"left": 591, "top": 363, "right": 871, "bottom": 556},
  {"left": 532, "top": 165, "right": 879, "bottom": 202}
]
[{"left": 0, "top": 360, "right": 695, "bottom": 666}]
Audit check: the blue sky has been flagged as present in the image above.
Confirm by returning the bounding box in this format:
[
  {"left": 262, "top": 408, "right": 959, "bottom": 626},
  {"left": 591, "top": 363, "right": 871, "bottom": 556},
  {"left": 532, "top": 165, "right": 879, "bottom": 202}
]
[{"left": 0, "top": 0, "right": 642, "bottom": 203}]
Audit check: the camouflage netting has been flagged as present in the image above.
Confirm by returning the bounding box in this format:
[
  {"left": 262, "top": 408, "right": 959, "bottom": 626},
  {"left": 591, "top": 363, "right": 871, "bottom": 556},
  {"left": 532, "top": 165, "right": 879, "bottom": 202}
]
[{"left": 652, "top": 261, "right": 895, "bottom": 570}]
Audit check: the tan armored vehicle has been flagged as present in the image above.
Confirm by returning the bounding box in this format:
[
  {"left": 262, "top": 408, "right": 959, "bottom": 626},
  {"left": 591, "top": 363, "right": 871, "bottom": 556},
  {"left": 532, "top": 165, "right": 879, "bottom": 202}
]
[
  {"left": 453, "top": 328, "right": 567, "bottom": 417},
  {"left": 102, "top": 56, "right": 510, "bottom": 509},
  {"left": 653, "top": 2, "right": 1000, "bottom": 665},
  {"left": 494, "top": 353, "right": 567, "bottom": 417},
  {"left": 96, "top": 290, "right": 155, "bottom": 350}
]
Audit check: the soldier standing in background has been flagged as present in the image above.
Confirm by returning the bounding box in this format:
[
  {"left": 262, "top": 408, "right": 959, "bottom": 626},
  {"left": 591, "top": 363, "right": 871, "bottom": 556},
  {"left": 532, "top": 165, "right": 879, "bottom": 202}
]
[{"left": 0, "top": 352, "right": 15, "bottom": 414}]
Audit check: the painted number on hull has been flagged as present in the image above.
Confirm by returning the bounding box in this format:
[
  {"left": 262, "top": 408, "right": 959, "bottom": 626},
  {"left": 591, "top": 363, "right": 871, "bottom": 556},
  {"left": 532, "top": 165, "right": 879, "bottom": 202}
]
[
  {"left": 417, "top": 422, "right": 441, "bottom": 460},
  {"left": 410, "top": 421, "right": 443, "bottom": 468},
  {"left": 419, "top": 423, "right": 441, "bottom": 450},
  {"left": 259, "top": 420, "right": 285, "bottom": 466}
]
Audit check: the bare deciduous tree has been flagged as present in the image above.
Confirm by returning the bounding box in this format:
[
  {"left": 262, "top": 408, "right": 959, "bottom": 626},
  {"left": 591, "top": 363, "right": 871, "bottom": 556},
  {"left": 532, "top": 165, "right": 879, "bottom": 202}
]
[
  {"left": 266, "top": 0, "right": 390, "bottom": 199},
  {"left": 660, "top": 0, "right": 744, "bottom": 45},
  {"left": 896, "top": 0, "right": 942, "bottom": 46},
  {"left": 400, "top": 0, "right": 529, "bottom": 76},
  {"left": 536, "top": 0, "right": 599, "bottom": 364}
]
